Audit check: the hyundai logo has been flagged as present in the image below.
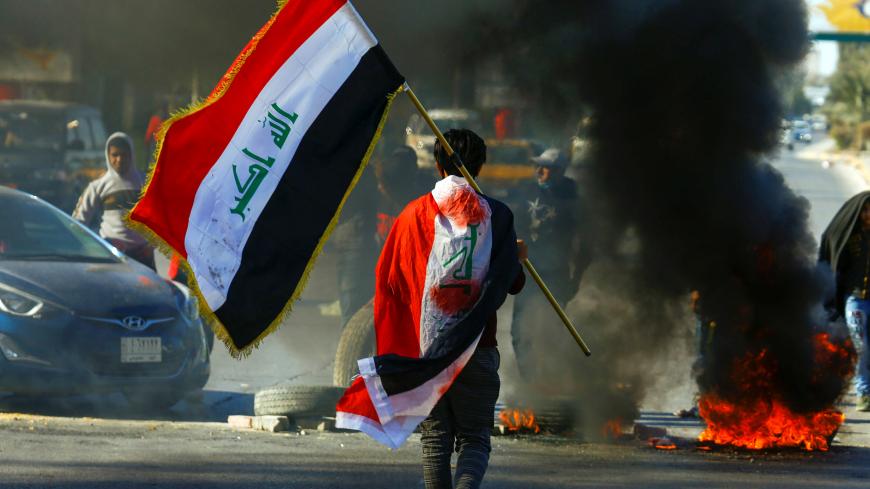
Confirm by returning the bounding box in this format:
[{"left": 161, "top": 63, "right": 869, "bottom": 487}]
[
  {"left": 82, "top": 315, "right": 175, "bottom": 331},
  {"left": 121, "top": 316, "right": 147, "bottom": 331}
]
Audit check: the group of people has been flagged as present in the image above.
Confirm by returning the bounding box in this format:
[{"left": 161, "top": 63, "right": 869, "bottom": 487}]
[
  {"left": 66, "top": 120, "right": 870, "bottom": 487},
  {"left": 335, "top": 140, "right": 588, "bottom": 365},
  {"left": 67, "top": 123, "right": 583, "bottom": 488}
]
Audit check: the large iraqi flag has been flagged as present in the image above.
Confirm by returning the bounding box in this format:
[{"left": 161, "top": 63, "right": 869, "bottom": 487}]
[
  {"left": 129, "top": 0, "right": 404, "bottom": 355},
  {"left": 336, "top": 177, "right": 522, "bottom": 448}
]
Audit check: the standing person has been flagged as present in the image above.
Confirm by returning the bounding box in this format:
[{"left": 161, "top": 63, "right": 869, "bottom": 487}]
[
  {"left": 73, "top": 132, "right": 154, "bottom": 269},
  {"left": 333, "top": 146, "right": 425, "bottom": 330},
  {"left": 374, "top": 145, "right": 428, "bottom": 246},
  {"left": 332, "top": 160, "right": 379, "bottom": 327},
  {"left": 415, "top": 129, "right": 526, "bottom": 489},
  {"left": 509, "top": 147, "right": 587, "bottom": 378},
  {"left": 336, "top": 129, "right": 527, "bottom": 485},
  {"left": 819, "top": 190, "right": 870, "bottom": 412}
]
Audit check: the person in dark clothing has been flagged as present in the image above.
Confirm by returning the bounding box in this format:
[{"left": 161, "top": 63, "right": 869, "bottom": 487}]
[
  {"left": 374, "top": 146, "right": 429, "bottom": 246},
  {"left": 332, "top": 162, "right": 379, "bottom": 327},
  {"left": 419, "top": 129, "right": 526, "bottom": 489},
  {"left": 820, "top": 190, "right": 870, "bottom": 412},
  {"left": 509, "top": 147, "right": 586, "bottom": 379}
]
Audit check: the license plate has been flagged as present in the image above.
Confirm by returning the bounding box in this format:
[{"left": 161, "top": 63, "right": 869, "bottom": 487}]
[{"left": 120, "top": 337, "right": 162, "bottom": 363}]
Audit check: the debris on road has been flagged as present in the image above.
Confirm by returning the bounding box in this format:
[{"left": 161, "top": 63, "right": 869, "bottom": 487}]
[
  {"left": 633, "top": 423, "right": 667, "bottom": 440},
  {"left": 227, "top": 415, "right": 290, "bottom": 433},
  {"left": 253, "top": 416, "right": 290, "bottom": 433},
  {"left": 227, "top": 415, "right": 253, "bottom": 430}
]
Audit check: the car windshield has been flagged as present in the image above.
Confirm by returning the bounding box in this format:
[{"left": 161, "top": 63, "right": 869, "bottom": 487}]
[
  {"left": 0, "top": 194, "right": 118, "bottom": 262},
  {"left": 0, "top": 108, "right": 65, "bottom": 152}
]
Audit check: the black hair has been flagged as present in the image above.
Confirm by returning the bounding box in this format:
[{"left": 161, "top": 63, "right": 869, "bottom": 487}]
[
  {"left": 107, "top": 136, "right": 131, "bottom": 154},
  {"left": 433, "top": 128, "right": 486, "bottom": 178},
  {"left": 377, "top": 146, "right": 418, "bottom": 183},
  {"left": 385, "top": 146, "right": 417, "bottom": 172}
]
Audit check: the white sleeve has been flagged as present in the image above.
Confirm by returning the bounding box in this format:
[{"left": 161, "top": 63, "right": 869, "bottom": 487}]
[{"left": 72, "top": 182, "right": 102, "bottom": 230}]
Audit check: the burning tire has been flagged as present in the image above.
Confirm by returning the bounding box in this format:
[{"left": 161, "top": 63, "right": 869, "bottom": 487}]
[
  {"left": 253, "top": 384, "right": 345, "bottom": 417},
  {"left": 333, "top": 299, "right": 375, "bottom": 387}
]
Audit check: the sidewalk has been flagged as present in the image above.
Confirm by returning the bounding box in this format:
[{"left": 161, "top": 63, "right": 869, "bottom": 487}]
[{"left": 796, "top": 138, "right": 870, "bottom": 185}]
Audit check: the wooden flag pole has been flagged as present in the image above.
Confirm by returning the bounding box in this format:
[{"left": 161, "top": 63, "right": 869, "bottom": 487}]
[{"left": 403, "top": 83, "right": 592, "bottom": 357}]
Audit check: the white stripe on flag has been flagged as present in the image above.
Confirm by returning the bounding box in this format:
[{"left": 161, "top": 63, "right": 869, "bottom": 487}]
[
  {"left": 185, "top": 2, "right": 377, "bottom": 309},
  {"left": 419, "top": 177, "right": 493, "bottom": 354}
]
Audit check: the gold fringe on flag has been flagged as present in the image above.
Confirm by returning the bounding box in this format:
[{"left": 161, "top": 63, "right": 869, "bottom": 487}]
[{"left": 126, "top": 0, "right": 403, "bottom": 358}]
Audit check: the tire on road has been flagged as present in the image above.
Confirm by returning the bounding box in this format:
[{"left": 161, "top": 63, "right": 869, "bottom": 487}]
[
  {"left": 332, "top": 298, "right": 375, "bottom": 387},
  {"left": 253, "top": 384, "right": 345, "bottom": 417}
]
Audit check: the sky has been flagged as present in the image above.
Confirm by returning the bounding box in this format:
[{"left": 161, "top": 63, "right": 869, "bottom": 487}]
[{"left": 806, "top": 0, "right": 843, "bottom": 77}]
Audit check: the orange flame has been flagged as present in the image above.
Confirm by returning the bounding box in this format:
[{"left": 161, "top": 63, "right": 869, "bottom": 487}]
[
  {"left": 499, "top": 408, "right": 541, "bottom": 434},
  {"left": 698, "top": 394, "right": 845, "bottom": 451},
  {"left": 602, "top": 418, "right": 623, "bottom": 439},
  {"left": 649, "top": 437, "right": 678, "bottom": 450},
  {"left": 697, "top": 333, "right": 853, "bottom": 451}
]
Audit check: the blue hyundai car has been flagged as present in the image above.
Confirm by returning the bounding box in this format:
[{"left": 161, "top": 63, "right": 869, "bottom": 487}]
[{"left": 0, "top": 186, "right": 210, "bottom": 409}]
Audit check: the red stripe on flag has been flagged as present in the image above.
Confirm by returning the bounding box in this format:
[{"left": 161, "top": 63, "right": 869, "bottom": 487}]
[
  {"left": 374, "top": 194, "right": 439, "bottom": 358},
  {"left": 131, "top": 0, "right": 347, "bottom": 257},
  {"left": 336, "top": 376, "right": 379, "bottom": 422}
]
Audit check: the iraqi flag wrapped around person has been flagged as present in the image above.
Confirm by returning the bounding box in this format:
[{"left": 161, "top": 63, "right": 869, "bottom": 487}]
[
  {"left": 128, "top": 0, "right": 404, "bottom": 356},
  {"left": 336, "top": 175, "right": 522, "bottom": 448}
]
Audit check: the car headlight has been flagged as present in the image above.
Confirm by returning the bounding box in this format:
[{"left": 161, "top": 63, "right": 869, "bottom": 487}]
[
  {"left": 183, "top": 294, "right": 199, "bottom": 323},
  {"left": 170, "top": 281, "right": 200, "bottom": 324},
  {"left": 0, "top": 288, "right": 44, "bottom": 317}
]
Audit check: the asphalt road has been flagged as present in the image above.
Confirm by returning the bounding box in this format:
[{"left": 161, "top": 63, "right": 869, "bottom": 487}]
[
  {"left": 2, "top": 137, "right": 870, "bottom": 488},
  {"left": 0, "top": 412, "right": 868, "bottom": 489}
]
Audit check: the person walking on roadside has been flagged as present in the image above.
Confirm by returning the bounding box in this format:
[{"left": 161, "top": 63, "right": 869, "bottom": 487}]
[
  {"left": 819, "top": 190, "right": 870, "bottom": 412},
  {"left": 73, "top": 132, "right": 154, "bottom": 269},
  {"left": 336, "top": 129, "right": 526, "bottom": 487},
  {"left": 416, "top": 129, "right": 527, "bottom": 489}
]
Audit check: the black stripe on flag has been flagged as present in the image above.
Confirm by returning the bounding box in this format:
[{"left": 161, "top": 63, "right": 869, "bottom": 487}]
[{"left": 216, "top": 45, "right": 404, "bottom": 349}]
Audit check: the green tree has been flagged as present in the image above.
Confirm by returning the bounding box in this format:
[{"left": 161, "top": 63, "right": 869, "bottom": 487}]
[{"left": 824, "top": 44, "right": 870, "bottom": 149}]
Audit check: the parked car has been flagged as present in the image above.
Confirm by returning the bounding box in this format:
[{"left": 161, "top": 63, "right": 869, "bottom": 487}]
[
  {"left": 0, "top": 187, "right": 210, "bottom": 409},
  {"left": 0, "top": 100, "right": 107, "bottom": 212}
]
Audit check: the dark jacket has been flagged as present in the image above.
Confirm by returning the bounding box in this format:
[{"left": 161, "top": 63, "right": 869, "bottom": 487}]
[
  {"left": 819, "top": 190, "right": 870, "bottom": 316},
  {"left": 510, "top": 176, "right": 582, "bottom": 302}
]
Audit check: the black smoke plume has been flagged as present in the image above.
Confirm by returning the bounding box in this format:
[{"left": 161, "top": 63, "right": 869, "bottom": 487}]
[{"left": 467, "top": 0, "right": 853, "bottom": 431}]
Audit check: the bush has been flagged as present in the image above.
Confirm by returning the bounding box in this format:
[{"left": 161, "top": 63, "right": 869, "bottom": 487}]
[{"left": 830, "top": 122, "right": 855, "bottom": 150}]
